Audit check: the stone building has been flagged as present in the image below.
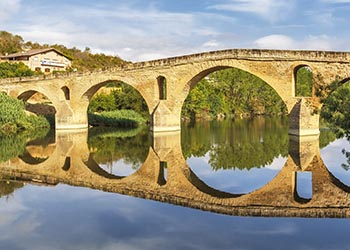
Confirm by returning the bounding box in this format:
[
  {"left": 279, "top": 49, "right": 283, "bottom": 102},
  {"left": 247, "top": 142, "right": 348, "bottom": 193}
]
[{"left": 1, "top": 48, "right": 71, "bottom": 73}]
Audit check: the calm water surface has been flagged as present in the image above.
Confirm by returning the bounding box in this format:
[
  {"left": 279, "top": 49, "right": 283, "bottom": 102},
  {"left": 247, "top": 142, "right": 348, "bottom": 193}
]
[{"left": 1, "top": 117, "right": 350, "bottom": 250}]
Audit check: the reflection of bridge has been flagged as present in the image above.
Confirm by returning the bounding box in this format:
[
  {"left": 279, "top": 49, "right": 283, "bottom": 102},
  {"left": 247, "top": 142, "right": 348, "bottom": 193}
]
[
  {"left": 1, "top": 130, "right": 350, "bottom": 218},
  {"left": 1, "top": 49, "right": 350, "bottom": 134}
]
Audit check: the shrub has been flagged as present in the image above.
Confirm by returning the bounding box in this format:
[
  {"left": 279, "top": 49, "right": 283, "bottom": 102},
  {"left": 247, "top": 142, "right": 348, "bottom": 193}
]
[
  {"left": 0, "top": 93, "right": 50, "bottom": 134},
  {"left": 88, "top": 109, "right": 146, "bottom": 128}
]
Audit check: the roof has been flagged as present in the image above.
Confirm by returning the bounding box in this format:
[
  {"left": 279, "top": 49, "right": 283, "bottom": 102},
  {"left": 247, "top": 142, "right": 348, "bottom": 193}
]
[{"left": 1, "top": 48, "right": 71, "bottom": 60}]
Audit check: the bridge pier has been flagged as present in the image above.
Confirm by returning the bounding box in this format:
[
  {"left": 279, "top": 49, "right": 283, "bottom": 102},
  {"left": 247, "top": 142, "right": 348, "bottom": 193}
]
[
  {"left": 151, "top": 101, "right": 181, "bottom": 132},
  {"left": 55, "top": 100, "right": 89, "bottom": 130},
  {"left": 289, "top": 98, "right": 320, "bottom": 136}
]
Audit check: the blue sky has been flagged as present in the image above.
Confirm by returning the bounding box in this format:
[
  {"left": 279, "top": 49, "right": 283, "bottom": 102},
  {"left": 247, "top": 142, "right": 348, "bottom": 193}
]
[{"left": 1, "top": 0, "right": 350, "bottom": 61}]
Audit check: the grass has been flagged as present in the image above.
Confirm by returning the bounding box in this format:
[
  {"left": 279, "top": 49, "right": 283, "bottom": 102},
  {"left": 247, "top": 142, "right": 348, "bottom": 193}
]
[{"left": 88, "top": 109, "right": 147, "bottom": 128}]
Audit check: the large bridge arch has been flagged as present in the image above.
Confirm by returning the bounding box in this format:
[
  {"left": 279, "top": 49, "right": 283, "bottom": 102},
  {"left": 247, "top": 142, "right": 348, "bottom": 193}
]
[{"left": 173, "top": 60, "right": 294, "bottom": 109}]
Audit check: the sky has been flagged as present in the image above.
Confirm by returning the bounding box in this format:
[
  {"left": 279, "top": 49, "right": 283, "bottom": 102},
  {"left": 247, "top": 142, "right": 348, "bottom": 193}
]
[{"left": 1, "top": 0, "right": 350, "bottom": 62}]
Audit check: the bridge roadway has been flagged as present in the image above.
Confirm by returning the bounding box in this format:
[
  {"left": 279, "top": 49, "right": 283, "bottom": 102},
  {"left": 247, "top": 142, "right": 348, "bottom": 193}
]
[
  {"left": 1, "top": 130, "right": 350, "bottom": 218},
  {"left": 1, "top": 48, "right": 350, "bottom": 134}
]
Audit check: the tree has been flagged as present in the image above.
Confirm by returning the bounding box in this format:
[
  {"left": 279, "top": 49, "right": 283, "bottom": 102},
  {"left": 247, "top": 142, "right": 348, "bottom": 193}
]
[
  {"left": 0, "top": 62, "right": 36, "bottom": 78},
  {"left": 182, "top": 68, "right": 287, "bottom": 120},
  {"left": 0, "top": 31, "right": 23, "bottom": 55},
  {"left": 321, "top": 81, "right": 350, "bottom": 138},
  {"left": 295, "top": 66, "right": 313, "bottom": 97}
]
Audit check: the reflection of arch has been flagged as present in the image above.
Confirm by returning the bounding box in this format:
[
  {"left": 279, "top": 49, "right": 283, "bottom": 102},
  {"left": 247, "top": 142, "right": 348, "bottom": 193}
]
[
  {"left": 61, "top": 86, "right": 70, "bottom": 100},
  {"left": 18, "top": 137, "right": 56, "bottom": 165},
  {"left": 293, "top": 171, "right": 312, "bottom": 204},
  {"left": 83, "top": 154, "right": 123, "bottom": 179},
  {"left": 157, "top": 76, "right": 167, "bottom": 100},
  {"left": 19, "top": 151, "right": 48, "bottom": 165},
  {"left": 186, "top": 167, "right": 241, "bottom": 198},
  {"left": 294, "top": 65, "right": 313, "bottom": 97}
]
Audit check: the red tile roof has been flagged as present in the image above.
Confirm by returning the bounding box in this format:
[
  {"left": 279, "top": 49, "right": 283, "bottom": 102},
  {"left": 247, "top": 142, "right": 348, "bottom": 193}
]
[{"left": 1, "top": 48, "right": 70, "bottom": 60}]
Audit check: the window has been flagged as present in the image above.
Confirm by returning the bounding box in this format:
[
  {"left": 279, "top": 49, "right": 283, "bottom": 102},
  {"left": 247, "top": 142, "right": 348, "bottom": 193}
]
[
  {"left": 45, "top": 68, "right": 50, "bottom": 73},
  {"left": 294, "top": 171, "right": 312, "bottom": 202},
  {"left": 157, "top": 161, "right": 167, "bottom": 186},
  {"left": 35, "top": 67, "right": 41, "bottom": 72},
  {"left": 61, "top": 86, "right": 70, "bottom": 100},
  {"left": 157, "top": 76, "right": 167, "bottom": 100}
]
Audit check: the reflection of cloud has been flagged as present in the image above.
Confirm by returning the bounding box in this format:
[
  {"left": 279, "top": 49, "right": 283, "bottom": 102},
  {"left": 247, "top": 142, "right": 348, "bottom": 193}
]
[
  {"left": 188, "top": 154, "right": 286, "bottom": 194},
  {"left": 0, "top": 179, "right": 349, "bottom": 250},
  {"left": 0, "top": 194, "right": 41, "bottom": 241}
]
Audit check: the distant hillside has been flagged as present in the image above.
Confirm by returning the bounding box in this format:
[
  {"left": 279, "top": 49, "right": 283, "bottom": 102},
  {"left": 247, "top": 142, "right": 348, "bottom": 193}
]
[{"left": 0, "top": 31, "right": 127, "bottom": 72}]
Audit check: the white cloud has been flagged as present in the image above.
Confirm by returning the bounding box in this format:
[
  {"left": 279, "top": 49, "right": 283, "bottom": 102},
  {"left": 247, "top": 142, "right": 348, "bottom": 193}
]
[
  {"left": 253, "top": 34, "right": 334, "bottom": 51},
  {"left": 254, "top": 35, "right": 297, "bottom": 49},
  {"left": 209, "top": 0, "right": 296, "bottom": 23},
  {"left": 9, "top": 3, "right": 236, "bottom": 61},
  {"left": 0, "top": 0, "right": 21, "bottom": 21}
]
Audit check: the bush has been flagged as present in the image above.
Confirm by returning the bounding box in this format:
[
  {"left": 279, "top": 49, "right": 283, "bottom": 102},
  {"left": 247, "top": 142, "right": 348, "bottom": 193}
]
[
  {"left": 0, "top": 93, "right": 50, "bottom": 134},
  {"left": 88, "top": 109, "right": 146, "bottom": 128}
]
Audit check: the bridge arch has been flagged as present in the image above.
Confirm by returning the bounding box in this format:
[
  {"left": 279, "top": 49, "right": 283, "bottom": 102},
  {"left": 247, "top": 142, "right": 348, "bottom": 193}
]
[
  {"left": 294, "top": 64, "right": 313, "bottom": 97},
  {"left": 179, "top": 65, "right": 288, "bottom": 119},
  {"left": 80, "top": 78, "right": 151, "bottom": 113},
  {"left": 16, "top": 89, "right": 57, "bottom": 126}
]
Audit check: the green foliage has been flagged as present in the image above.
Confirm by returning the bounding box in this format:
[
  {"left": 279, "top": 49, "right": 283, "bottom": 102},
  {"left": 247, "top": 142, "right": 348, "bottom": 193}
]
[
  {"left": 295, "top": 66, "right": 313, "bottom": 97},
  {"left": 0, "top": 31, "right": 126, "bottom": 73},
  {"left": 111, "top": 82, "right": 149, "bottom": 117},
  {"left": 88, "top": 93, "right": 117, "bottom": 112},
  {"left": 319, "top": 128, "right": 337, "bottom": 148},
  {"left": 181, "top": 117, "right": 289, "bottom": 170},
  {"left": 0, "top": 134, "right": 27, "bottom": 162},
  {"left": 321, "top": 81, "right": 350, "bottom": 138},
  {"left": 0, "top": 93, "right": 50, "bottom": 135},
  {"left": 0, "top": 31, "right": 23, "bottom": 55},
  {"left": 24, "top": 42, "right": 126, "bottom": 71},
  {"left": 88, "top": 127, "right": 150, "bottom": 168},
  {"left": 88, "top": 110, "right": 147, "bottom": 128},
  {"left": 0, "top": 181, "right": 24, "bottom": 198},
  {"left": 88, "top": 81, "right": 150, "bottom": 128},
  {"left": 182, "top": 68, "right": 287, "bottom": 120},
  {"left": 0, "top": 127, "right": 50, "bottom": 162},
  {"left": 0, "top": 92, "right": 25, "bottom": 124},
  {"left": 0, "top": 62, "right": 36, "bottom": 78}
]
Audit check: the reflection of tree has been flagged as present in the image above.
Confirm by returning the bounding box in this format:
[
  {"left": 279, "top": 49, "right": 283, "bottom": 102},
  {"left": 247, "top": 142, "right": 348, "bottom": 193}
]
[
  {"left": 88, "top": 127, "right": 151, "bottom": 168},
  {"left": 182, "top": 117, "right": 289, "bottom": 170},
  {"left": 319, "top": 128, "right": 337, "bottom": 149},
  {"left": 0, "top": 128, "right": 50, "bottom": 163},
  {"left": 320, "top": 80, "right": 350, "bottom": 172},
  {"left": 0, "top": 181, "right": 25, "bottom": 199}
]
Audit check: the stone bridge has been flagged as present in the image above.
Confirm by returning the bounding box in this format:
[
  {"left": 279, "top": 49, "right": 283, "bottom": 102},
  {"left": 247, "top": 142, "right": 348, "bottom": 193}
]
[
  {"left": 1, "top": 130, "right": 350, "bottom": 218},
  {"left": 1, "top": 49, "right": 350, "bottom": 134}
]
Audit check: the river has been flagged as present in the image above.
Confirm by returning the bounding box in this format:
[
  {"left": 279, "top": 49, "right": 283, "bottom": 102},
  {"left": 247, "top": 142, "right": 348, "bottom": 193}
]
[{"left": 0, "top": 117, "right": 350, "bottom": 250}]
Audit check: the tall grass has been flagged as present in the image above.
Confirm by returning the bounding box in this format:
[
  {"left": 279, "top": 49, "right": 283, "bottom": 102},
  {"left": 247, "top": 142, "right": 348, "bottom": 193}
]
[
  {"left": 88, "top": 109, "right": 147, "bottom": 128},
  {"left": 0, "top": 93, "right": 50, "bottom": 135}
]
